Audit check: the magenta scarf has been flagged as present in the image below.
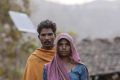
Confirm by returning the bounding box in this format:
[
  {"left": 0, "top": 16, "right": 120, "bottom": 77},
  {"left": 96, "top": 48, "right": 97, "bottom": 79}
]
[{"left": 45, "top": 33, "right": 80, "bottom": 80}]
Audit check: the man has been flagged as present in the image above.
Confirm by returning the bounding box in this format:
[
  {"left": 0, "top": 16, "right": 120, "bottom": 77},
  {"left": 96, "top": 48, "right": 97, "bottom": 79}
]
[
  {"left": 23, "top": 20, "right": 57, "bottom": 80},
  {"left": 43, "top": 33, "right": 89, "bottom": 80}
]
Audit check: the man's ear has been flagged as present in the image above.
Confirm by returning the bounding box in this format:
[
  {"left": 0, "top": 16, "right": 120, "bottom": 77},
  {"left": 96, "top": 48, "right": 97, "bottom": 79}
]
[
  {"left": 38, "top": 35, "right": 40, "bottom": 38},
  {"left": 55, "top": 34, "right": 56, "bottom": 37}
]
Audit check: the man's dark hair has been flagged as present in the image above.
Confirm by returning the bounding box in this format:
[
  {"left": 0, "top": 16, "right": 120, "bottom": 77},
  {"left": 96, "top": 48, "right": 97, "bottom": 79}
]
[{"left": 37, "top": 19, "right": 57, "bottom": 35}]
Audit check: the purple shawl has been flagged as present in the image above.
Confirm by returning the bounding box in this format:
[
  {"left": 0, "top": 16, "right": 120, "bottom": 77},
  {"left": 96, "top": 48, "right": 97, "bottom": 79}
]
[{"left": 45, "top": 33, "right": 80, "bottom": 80}]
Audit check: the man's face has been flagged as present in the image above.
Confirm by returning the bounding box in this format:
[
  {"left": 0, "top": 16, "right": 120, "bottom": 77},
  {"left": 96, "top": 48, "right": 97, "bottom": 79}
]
[
  {"left": 38, "top": 28, "right": 55, "bottom": 50},
  {"left": 57, "top": 39, "right": 71, "bottom": 58}
]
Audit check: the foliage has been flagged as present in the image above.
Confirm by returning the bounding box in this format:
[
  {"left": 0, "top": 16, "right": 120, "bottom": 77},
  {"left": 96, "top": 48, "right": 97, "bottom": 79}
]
[{"left": 0, "top": 0, "right": 37, "bottom": 80}]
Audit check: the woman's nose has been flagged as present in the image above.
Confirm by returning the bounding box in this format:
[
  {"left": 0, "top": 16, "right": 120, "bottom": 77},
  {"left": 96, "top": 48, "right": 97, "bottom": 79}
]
[{"left": 62, "top": 45, "right": 66, "bottom": 49}]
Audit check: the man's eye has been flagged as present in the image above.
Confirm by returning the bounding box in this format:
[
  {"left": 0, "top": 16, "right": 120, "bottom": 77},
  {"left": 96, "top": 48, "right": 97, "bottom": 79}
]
[
  {"left": 41, "top": 34, "right": 46, "bottom": 36},
  {"left": 48, "top": 33, "right": 53, "bottom": 36}
]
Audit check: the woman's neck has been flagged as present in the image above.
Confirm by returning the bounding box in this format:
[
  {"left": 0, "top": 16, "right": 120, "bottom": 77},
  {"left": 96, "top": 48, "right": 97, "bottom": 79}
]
[
  {"left": 62, "top": 57, "right": 71, "bottom": 63},
  {"left": 62, "top": 57, "right": 76, "bottom": 72}
]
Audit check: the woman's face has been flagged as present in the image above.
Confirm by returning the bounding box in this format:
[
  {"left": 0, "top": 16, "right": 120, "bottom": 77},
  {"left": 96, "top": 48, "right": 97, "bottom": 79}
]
[{"left": 57, "top": 38, "right": 71, "bottom": 58}]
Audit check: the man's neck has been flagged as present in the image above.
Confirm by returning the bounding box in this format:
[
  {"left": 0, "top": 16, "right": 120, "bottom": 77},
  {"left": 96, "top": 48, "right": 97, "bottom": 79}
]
[{"left": 41, "top": 47, "right": 53, "bottom": 50}]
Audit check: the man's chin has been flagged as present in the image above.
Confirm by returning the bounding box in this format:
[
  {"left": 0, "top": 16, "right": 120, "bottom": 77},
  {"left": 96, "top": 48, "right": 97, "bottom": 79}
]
[{"left": 43, "top": 45, "right": 54, "bottom": 49}]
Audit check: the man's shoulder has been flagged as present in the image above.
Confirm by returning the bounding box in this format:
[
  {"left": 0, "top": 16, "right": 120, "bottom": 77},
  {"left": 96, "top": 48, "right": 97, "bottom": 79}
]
[{"left": 27, "top": 49, "right": 40, "bottom": 61}]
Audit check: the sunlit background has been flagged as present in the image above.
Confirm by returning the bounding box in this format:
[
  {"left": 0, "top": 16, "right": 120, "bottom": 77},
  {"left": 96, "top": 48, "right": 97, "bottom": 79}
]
[
  {"left": 46, "top": 0, "right": 95, "bottom": 5},
  {"left": 30, "top": 0, "right": 120, "bottom": 40},
  {"left": 46, "top": 0, "right": 116, "bottom": 5}
]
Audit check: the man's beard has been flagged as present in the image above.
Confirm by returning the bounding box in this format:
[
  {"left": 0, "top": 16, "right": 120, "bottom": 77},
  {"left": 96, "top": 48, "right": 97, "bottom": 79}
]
[{"left": 43, "top": 40, "right": 54, "bottom": 49}]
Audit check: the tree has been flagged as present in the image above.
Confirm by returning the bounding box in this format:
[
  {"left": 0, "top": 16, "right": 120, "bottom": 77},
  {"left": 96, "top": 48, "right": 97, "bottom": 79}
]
[{"left": 0, "top": 0, "right": 37, "bottom": 80}]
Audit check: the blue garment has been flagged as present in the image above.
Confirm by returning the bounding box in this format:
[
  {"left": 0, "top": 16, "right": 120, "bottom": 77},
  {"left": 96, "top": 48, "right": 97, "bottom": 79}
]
[
  {"left": 43, "top": 63, "right": 89, "bottom": 80},
  {"left": 69, "top": 64, "right": 89, "bottom": 80}
]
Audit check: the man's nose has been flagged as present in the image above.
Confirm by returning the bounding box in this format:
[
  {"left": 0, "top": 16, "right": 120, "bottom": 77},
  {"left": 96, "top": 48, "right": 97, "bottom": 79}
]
[{"left": 45, "top": 35, "right": 49, "bottom": 39}]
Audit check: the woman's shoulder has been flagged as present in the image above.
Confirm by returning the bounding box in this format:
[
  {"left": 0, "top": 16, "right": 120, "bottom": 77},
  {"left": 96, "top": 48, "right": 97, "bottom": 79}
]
[{"left": 76, "top": 63, "right": 88, "bottom": 70}]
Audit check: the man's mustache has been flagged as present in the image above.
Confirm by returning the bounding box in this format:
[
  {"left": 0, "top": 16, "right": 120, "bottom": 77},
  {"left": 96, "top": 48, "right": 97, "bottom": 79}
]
[
  {"left": 44, "top": 40, "right": 52, "bottom": 44},
  {"left": 60, "top": 51, "right": 68, "bottom": 52}
]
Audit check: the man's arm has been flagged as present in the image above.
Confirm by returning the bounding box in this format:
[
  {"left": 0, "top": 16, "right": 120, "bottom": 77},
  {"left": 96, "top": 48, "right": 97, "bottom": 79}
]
[{"left": 22, "top": 61, "right": 37, "bottom": 80}]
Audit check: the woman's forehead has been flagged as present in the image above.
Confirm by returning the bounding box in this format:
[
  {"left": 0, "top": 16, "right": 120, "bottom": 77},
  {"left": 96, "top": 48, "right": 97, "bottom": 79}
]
[{"left": 58, "top": 38, "right": 69, "bottom": 43}]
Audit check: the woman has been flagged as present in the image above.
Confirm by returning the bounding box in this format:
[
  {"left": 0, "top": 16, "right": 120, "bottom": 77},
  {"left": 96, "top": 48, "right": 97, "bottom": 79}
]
[{"left": 43, "top": 33, "right": 89, "bottom": 80}]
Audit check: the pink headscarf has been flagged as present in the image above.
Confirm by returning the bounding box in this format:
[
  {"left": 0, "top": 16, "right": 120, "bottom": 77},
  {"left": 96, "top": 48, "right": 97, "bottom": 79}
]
[{"left": 45, "top": 33, "right": 80, "bottom": 80}]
